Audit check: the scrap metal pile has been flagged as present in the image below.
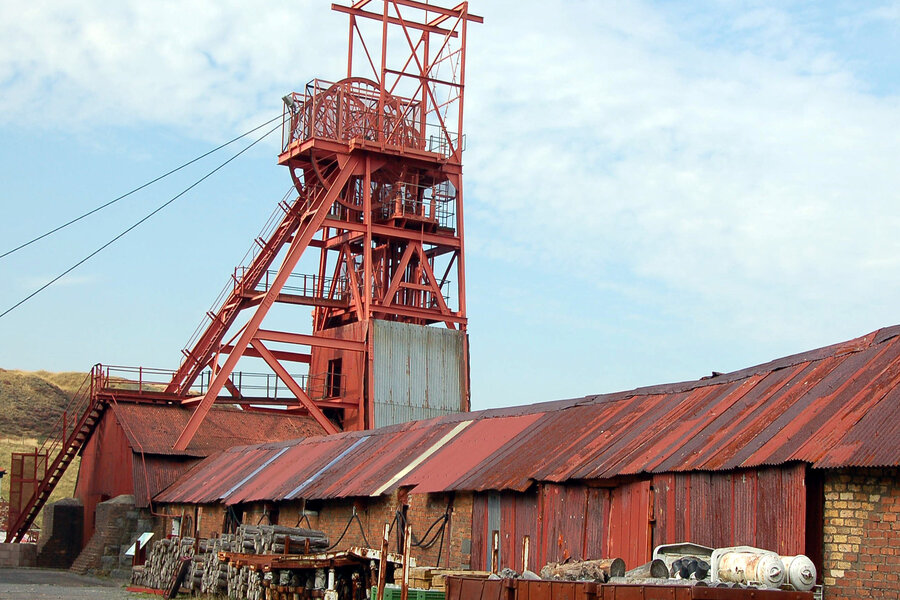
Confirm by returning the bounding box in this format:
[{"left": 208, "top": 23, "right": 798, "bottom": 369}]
[{"left": 525, "top": 543, "right": 817, "bottom": 593}]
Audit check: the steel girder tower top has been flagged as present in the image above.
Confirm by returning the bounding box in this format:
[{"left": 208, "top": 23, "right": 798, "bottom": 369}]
[{"left": 168, "top": 1, "right": 482, "bottom": 450}]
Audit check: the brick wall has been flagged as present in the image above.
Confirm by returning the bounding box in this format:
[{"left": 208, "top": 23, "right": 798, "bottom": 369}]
[
  {"left": 823, "top": 468, "right": 900, "bottom": 599},
  {"left": 159, "top": 491, "right": 475, "bottom": 569},
  {"left": 163, "top": 491, "right": 473, "bottom": 569}
]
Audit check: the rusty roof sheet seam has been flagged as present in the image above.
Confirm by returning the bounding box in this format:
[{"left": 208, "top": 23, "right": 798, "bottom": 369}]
[
  {"left": 372, "top": 420, "right": 473, "bottom": 496},
  {"left": 286, "top": 436, "right": 371, "bottom": 500},
  {"left": 221, "top": 446, "right": 290, "bottom": 500}
]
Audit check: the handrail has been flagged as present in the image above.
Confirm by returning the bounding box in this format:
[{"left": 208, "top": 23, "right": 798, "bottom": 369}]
[
  {"left": 282, "top": 78, "right": 461, "bottom": 159},
  {"left": 7, "top": 366, "right": 101, "bottom": 542}
]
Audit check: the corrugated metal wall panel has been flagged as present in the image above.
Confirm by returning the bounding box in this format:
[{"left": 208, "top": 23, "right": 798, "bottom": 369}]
[
  {"left": 513, "top": 492, "right": 538, "bottom": 572},
  {"left": 651, "top": 465, "right": 806, "bottom": 555},
  {"left": 584, "top": 487, "right": 610, "bottom": 559},
  {"left": 540, "top": 483, "right": 566, "bottom": 565},
  {"left": 757, "top": 467, "right": 782, "bottom": 552},
  {"left": 689, "top": 473, "right": 712, "bottom": 547},
  {"left": 373, "top": 319, "right": 465, "bottom": 428},
  {"left": 562, "top": 486, "right": 587, "bottom": 560},
  {"left": 471, "top": 493, "right": 488, "bottom": 570},
  {"left": 607, "top": 480, "right": 652, "bottom": 567},
  {"left": 710, "top": 473, "right": 734, "bottom": 546}
]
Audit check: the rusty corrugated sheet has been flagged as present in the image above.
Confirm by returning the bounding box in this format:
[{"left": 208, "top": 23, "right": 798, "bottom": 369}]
[
  {"left": 131, "top": 454, "right": 202, "bottom": 508},
  {"left": 112, "top": 403, "right": 325, "bottom": 457},
  {"left": 650, "top": 465, "right": 806, "bottom": 556},
  {"left": 155, "top": 325, "right": 900, "bottom": 504}
]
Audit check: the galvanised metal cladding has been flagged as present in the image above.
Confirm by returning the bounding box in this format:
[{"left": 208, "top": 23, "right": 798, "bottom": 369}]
[
  {"left": 157, "top": 326, "right": 900, "bottom": 506},
  {"left": 373, "top": 320, "right": 466, "bottom": 428}
]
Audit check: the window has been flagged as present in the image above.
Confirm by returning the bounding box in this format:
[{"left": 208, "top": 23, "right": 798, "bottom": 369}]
[{"left": 326, "top": 358, "right": 342, "bottom": 398}]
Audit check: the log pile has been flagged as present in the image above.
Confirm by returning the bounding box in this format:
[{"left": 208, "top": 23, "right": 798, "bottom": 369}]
[
  {"left": 226, "top": 562, "right": 266, "bottom": 600},
  {"left": 199, "top": 534, "right": 235, "bottom": 595},
  {"left": 540, "top": 558, "right": 626, "bottom": 583},
  {"left": 130, "top": 536, "right": 196, "bottom": 590},
  {"left": 130, "top": 524, "right": 328, "bottom": 599}
]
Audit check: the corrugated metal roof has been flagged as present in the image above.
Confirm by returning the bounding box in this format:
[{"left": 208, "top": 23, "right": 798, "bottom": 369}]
[
  {"left": 131, "top": 454, "right": 199, "bottom": 508},
  {"left": 155, "top": 325, "right": 900, "bottom": 505},
  {"left": 111, "top": 403, "right": 326, "bottom": 457}
]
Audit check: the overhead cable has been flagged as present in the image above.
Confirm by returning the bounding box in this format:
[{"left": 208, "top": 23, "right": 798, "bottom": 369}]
[
  {"left": 0, "top": 121, "right": 281, "bottom": 321},
  {"left": 0, "top": 114, "right": 282, "bottom": 261}
]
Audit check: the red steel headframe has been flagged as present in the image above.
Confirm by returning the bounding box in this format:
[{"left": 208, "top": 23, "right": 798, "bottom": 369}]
[{"left": 170, "top": 0, "right": 481, "bottom": 451}]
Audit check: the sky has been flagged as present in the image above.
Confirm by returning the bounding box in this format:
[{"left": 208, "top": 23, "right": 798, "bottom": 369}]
[{"left": 1, "top": 1, "right": 899, "bottom": 411}]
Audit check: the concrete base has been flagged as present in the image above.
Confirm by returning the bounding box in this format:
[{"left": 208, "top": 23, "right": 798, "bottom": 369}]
[{"left": 0, "top": 543, "right": 37, "bottom": 567}]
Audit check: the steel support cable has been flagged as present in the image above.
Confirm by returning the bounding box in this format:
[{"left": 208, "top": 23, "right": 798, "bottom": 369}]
[
  {"left": 0, "top": 121, "right": 281, "bottom": 321},
  {"left": 0, "top": 114, "right": 282, "bottom": 261}
]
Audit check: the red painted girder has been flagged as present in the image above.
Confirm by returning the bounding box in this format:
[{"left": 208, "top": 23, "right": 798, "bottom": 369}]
[
  {"left": 428, "top": 3, "right": 484, "bottom": 27},
  {"left": 240, "top": 291, "right": 350, "bottom": 310},
  {"left": 370, "top": 302, "right": 466, "bottom": 324},
  {"left": 220, "top": 343, "right": 311, "bottom": 364},
  {"left": 254, "top": 329, "right": 366, "bottom": 352},
  {"left": 324, "top": 217, "right": 461, "bottom": 248},
  {"left": 173, "top": 155, "right": 362, "bottom": 451},
  {"left": 250, "top": 340, "right": 339, "bottom": 435},
  {"left": 388, "top": 0, "right": 482, "bottom": 23},
  {"left": 167, "top": 203, "right": 305, "bottom": 395},
  {"left": 331, "top": 4, "right": 460, "bottom": 38}
]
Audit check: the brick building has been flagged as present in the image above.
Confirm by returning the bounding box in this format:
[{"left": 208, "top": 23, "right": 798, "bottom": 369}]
[{"left": 154, "top": 326, "right": 900, "bottom": 598}]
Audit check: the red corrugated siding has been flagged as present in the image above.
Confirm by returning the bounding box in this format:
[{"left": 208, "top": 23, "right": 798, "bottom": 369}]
[
  {"left": 608, "top": 480, "right": 651, "bottom": 567},
  {"left": 74, "top": 414, "right": 134, "bottom": 545},
  {"left": 650, "top": 464, "right": 806, "bottom": 555},
  {"left": 111, "top": 403, "right": 325, "bottom": 456},
  {"left": 131, "top": 455, "right": 202, "bottom": 508}
]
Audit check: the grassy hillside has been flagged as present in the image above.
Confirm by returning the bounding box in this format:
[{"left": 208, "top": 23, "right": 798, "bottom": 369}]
[{"left": 0, "top": 369, "right": 89, "bottom": 439}]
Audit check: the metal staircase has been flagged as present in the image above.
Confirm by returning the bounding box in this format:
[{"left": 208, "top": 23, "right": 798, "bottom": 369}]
[{"left": 5, "top": 366, "right": 105, "bottom": 543}]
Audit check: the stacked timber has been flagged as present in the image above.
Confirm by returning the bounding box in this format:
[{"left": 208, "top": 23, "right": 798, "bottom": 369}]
[
  {"left": 200, "top": 534, "right": 235, "bottom": 595},
  {"left": 130, "top": 536, "right": 196, "bottom": 590},
  {"left": 258, "top": 525, "right": 329, "bottom": 554},
  {"left": 233, "top": 524, "right": 328, "bottom": 555},
  {"left": 400, "top": 566, "right": 491, "bottom": 590},
  {"left": 130, "top": 524, "right": 328, "bottom": 599}
]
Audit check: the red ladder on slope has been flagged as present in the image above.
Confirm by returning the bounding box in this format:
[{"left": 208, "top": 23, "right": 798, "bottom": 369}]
[{"left": 5, "top": 366, "right": 106, "bottom": 543}]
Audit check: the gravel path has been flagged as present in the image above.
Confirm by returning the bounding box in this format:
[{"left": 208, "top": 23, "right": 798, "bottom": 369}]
[{"left": 0, "top": 567, "right": 153, "bottom": 599}]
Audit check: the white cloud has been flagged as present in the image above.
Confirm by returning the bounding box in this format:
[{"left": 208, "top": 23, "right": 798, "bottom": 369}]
[
  {"left": 464, "top": 1, "right": 900, "bottom": 346},
  {"left": 0, "top": 0, "right": 343, "bottom": 136}
]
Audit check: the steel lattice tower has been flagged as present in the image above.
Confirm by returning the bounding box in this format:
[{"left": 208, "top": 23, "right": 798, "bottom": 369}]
[{"left": 169, "top": 1, "right": 481, "bottom": 449}]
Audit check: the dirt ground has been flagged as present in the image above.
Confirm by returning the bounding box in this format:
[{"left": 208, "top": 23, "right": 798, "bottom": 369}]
[{"left": 0, "top": 567, "right": 155, "bottom": 599}]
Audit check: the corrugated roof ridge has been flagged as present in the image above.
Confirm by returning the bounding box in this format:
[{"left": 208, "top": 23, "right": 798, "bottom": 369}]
[{"left": 564, "top": 325, "right": 900, "bottom": 409}]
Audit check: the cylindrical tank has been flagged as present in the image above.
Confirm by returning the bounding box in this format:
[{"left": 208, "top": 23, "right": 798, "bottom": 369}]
[
  {"left": 780, "top": 555, "right": 816, "bottom": 591},
  {"left": 717, "top": 551, "right": 785, "bottom": 588}
]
